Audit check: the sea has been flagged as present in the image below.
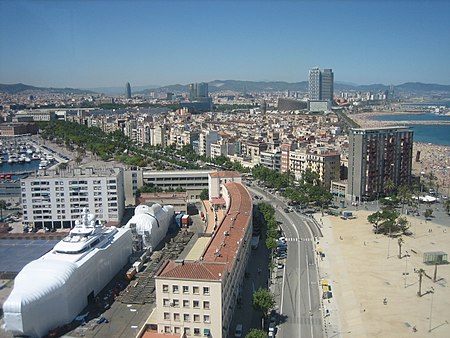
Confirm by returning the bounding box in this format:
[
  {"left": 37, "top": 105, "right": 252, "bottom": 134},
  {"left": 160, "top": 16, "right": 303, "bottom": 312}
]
[
  {"left": 370, "top": 108, "right": 450, "bottom": 146},
  {"left": 0, "top": 155, "right": 41, "bottom": 179}
]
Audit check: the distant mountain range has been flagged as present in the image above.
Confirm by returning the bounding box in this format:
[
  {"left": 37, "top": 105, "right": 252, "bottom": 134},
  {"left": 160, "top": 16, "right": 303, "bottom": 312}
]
[
  {"left": 1, "top": 81, "right": 450, "bottom": 96},
  {"left": 0, "top": 83, "right": 95, "bottom": 95}
]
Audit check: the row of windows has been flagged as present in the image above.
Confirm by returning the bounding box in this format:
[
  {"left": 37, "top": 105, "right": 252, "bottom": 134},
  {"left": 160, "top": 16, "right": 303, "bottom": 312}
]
[
  {"left": 162, "top": 298, "right": 210, "bottom": 309},
  {"left": 163, "top": 312, "right": 210, "bottom": 323},
  {"left": 163, "top": 326, "right": 207, "bottom": 336},
  {"left": 163, "top": 285, "right": 210, "bottom": 295}
]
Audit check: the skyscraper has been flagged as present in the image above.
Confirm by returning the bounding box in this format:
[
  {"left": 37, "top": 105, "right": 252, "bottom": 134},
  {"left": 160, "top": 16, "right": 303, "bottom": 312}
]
[
  {"left": 321, "top": 69, "right": 334, "bottom": 102},
  {"left": 308, "top": 67, "right": 334, "bottom": 103},
  {"left": 308, "top": 67, "right": 321, "bottom": 101},
  {"left": 347, "top": 126, "right": 413, "bottom": 203},
  {"left": 125, "top": 82, "right": 131, "bottom": 99}
]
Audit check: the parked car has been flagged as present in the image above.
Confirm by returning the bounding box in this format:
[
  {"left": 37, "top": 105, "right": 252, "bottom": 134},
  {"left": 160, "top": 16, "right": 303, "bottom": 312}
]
[{"left": 234, "top": 324, "right": 243, "bottom": 338}]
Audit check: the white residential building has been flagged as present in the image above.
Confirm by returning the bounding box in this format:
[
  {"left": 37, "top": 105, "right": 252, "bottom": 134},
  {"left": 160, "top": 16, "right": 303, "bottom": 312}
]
[{"left": 21, "top": 167, "right": 125, "bottom": 229}]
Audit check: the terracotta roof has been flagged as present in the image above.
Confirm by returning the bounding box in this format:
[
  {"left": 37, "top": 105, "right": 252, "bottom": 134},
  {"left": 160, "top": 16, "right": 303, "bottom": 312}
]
[
  {"left": 156, "top": 181, "right": 252, "bottom": 281},
  {"left": 158, "top": 261, "right": 226, "bottom": 281},
  {"left": 209, "top": 171, "right": 241, "bottom": 178}
]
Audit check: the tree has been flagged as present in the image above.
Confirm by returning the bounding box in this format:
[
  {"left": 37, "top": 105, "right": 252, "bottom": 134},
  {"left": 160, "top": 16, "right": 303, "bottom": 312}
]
[
  {"left": 252, "top": 288, "right": 275, "bottom": 328},
  {"left": 417, "top": 268, "right": 425, "bottom": 296},
  {"left": 384, "top": 178, "right": 396, "bottom": 196},
  {"left": 58, "top": 162, "right": 68, "bottom": 172},
  {"left": 74, "top": 155, "right": 83, "bottom": 166},
  {"left": 245, "top": 329, "right": 267, "bottom": 338},
  {"left": 199, "top": 189, "right": 209, "bottom": 201},
  {"left": 444, "top": 199, "right": 450, "bottom": 214},
  {"left": 397, "top": 185, "right": 412, "bottom": 214},
  {"left": 0, "top": 200, "right": 6, "bottom": 220},
  {"left": 424, "top": 208, "right": 433, "bottom": 220}
]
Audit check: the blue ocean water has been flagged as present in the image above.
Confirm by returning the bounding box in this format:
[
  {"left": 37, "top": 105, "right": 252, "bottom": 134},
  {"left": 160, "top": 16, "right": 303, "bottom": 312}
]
[{"left": 370, "top": 113, "right": 450, "bottom": 146}]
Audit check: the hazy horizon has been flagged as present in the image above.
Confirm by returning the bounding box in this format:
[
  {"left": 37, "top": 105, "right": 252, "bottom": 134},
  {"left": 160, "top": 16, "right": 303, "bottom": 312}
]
[{"left": 1, "top": 0, "right": 449, "bottom": 88}]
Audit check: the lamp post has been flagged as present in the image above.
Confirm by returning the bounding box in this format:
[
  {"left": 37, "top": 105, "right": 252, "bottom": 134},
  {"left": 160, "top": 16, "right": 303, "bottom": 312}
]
[
  {"left": 403, "top": 251, "right": 409, "bottom": 288},
  {"left": 429, "top": 287, "right": 435, "bottom": 333}
]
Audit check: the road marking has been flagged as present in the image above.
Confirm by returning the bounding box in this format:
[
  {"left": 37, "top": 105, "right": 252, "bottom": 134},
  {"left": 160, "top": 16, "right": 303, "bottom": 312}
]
[{"left": 306, "top": 252, "right": 313, "bottom": 338}]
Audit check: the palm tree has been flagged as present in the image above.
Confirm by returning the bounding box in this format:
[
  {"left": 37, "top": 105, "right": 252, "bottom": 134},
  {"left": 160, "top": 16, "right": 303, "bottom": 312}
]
[
  {"left": 397, "top": 237, "right": 404, "bottom": 258},
  {"left": 417, "top": 268, "right": 425, "bottom": 296},
  {"left": 384, "top": 178, "right": 395, "bottom": 197},
  {"left": 397, "top": 185, "right": 412, "bottom": 214},
  {"left": 74, "top": 155, "right": 83, "bottom": 166}
]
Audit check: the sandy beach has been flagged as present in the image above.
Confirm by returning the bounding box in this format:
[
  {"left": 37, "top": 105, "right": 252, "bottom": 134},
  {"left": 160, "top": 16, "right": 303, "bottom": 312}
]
[
  {"left": 319, "top": 210, "right": 450, "bottom": 337},
  {"left": 349, "top": 112, "right": 450, "bottom": 196}
]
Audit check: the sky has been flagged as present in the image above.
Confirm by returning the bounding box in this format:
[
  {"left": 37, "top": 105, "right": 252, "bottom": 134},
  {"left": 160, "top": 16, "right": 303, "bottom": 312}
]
[{"left": 0, "top": 0, "right": 449, "bottom": 88}]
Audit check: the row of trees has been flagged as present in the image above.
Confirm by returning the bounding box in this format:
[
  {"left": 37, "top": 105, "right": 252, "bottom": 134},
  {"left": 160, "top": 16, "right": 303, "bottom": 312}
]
[{"left": 251, "top": 166, "right": 333, "bottom": 210}]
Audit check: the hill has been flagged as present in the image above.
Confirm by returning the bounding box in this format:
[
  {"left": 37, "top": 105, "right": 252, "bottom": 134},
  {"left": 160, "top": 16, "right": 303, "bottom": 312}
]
[{"left": 0, "top": 83, "right": 95, "bottom": 95}]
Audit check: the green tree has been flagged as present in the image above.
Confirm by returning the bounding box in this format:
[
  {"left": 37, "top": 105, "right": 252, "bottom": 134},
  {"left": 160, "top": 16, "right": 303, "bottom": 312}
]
[
  {"left": 252, "top": 288, "right": 276, "bottom": 328},
  {"left": 199, "top": 189, "right": 209, "bottom": 201},
  {"left": 397, "top": 185, "right": 412, "bottom": 214},
  {"left": 0, "top": 200, "right": 6, "bottom": 220},
  {"left": 424, "top": 208, "right": 433, "bottom": 220},
  {"left": 384, "top": 178, "right": 396, "bottom": 196},
  {"left": 245, "top": 329, "right": 267, "bottom": 338}
]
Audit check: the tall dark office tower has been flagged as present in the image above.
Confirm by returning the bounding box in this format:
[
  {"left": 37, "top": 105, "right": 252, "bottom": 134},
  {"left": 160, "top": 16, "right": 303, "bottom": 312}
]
[
  {"left": 196, "top": 82, "right": 208, "bottom": 98},
  {"left": 321, "top": 69, "right": 334, "bottom": 102},
  {"left": 125, "top": 82, "right": 131, "bottom": 99},
  {"left": 189, "top": 82, "right": 209, "bottom": 100},
  {"left": 308, "top": 67, "right": 334, "bottom": 103},
  {"left": 347, "top": 126, "right": 413, "bottom": 203}
]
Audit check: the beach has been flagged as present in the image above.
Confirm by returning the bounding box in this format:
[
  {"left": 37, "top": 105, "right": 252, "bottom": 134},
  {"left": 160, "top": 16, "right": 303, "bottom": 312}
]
[
  {"left": 319, "top": 210, "right": 450, "bottom": 337},
  {"left": 350, "top": 112, "right": 450, "bottom": 196}
]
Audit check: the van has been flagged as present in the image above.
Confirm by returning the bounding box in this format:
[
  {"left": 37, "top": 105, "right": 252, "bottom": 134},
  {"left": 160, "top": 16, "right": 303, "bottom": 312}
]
[{"left": 234, "top": 324, "right": 243, "bottom": 338}]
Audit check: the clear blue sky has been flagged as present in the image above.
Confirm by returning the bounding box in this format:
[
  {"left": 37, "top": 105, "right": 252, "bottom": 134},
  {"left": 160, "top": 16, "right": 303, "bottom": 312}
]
[{"left": 1, "top": 0, "right": 449, "bottom": 88}]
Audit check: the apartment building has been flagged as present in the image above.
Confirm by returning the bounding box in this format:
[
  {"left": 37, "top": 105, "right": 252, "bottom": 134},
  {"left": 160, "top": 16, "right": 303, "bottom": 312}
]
[
  {"left": 289, "top": 149, "right": 340, "bottom": 190},
  {"left": 21, "top": 167, "right": 125, "bottom": 229},
  {"left": 347, "top": 126, "right": 413, "bottom": 202},
  {"left": 147, "top": 173, "right": 252, "bottom": 338}
]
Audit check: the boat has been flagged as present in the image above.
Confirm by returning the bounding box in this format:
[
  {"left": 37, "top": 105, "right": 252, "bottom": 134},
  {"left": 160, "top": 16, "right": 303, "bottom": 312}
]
[
  {"left": 25, "top": 157, "right": 31, "bottom": 163},
  {"left": 3, "top": 209, "right": 133, "bottom": 338},
  {"left": 7, "top": 154, "right": 18, "bottom": 163}
]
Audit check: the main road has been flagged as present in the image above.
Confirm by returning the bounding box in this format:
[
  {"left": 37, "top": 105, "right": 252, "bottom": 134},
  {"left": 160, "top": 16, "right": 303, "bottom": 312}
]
[{"left": 249, "top": 184, "right": 324, "bottom": 338}]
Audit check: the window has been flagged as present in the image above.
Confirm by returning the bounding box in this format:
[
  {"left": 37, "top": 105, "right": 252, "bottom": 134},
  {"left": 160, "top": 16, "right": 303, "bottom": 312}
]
[
  {"left": 184, "top": 328, "right": 191, "bottom": 335},
  {"left": 193, "top": 314, "right": 200, "bottom": 322},
  {"left": 163, "top": 298, "right": 170, "bottom": 307},
  {"left": 173, "top": 313, "right": 180, "bottom": 322},
  {"left": 172, "top": 299, "right": 179, "bottom": 307},
  {"left": 174, "top": 327, "right": 181, "bottom": 334},
  {"left": 193, "top": 286, "right": 199, "bottom": 294},
  {"left": 172, "top": 285, "right": 179, "bottom": 293},
  {"left": 194, "top": 328, "right": 200, "bottom": 335},
  {"left": 164, "top": 312, "right": 170, "bottom": 320},
  {"left": 203, "top": 301, "right": 210, "bottom": 309},
  {"left": 203, "top": 287, "right": 210, "bottom": 295},
  {"left": 183, "top": 300, "right": 190, "bottom": 308},
  {"left": 162, "top": 284, "right": 169, "bottom": 293},
  {"left": 183, "top": 314, "right": 190, "bottom": 322},
  {"left": 204, "top": 315, "right": 210, "bottom": 323},
  {"left": 183, "top": 285, "right": 189, "bottom": 294},
  {"left": 193, "top": 300, "right": 199, "bottom": 308},
  {"left": 164, "top": 326, "right": 171, "bottom": 333}
]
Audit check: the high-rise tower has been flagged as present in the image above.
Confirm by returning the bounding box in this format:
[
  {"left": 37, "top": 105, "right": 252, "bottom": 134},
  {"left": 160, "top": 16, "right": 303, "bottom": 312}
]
[
  {"left": 347, "top": 126, "right": 413, "bottom": 203},
  {"left": 308, "top": 67, "right": 321, "bottom": 101},
  {"left": 308, "top": 67, "right": 334, "bottom": 103},
  {"left": 125, "top": 82, "right": 131, "bottom": 99}
]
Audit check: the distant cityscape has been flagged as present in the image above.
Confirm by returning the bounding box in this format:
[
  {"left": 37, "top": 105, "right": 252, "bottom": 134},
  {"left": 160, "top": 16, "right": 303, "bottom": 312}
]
[{"left": 0, "top": 67, "right": 450, "bottom": 338}]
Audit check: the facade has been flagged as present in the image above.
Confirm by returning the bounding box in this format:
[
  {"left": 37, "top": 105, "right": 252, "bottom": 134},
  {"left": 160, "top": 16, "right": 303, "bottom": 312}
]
[
  {"left": 20, "top": 167, "right": 125, "bottom": 229},
  {"left": 308, "top": 67, "right": 334, "bottom": 103},
  {"left": 309, "top": 67, "right": 322, "bottom": 101},
  {"left": 142, "top": 170, "right": 213, "bottom": 202},
  {"left": 198, "top": 130, "right": 219, "bottom": 157},
  {"left": 347, "top": 126, "right": 413, "bottom": 202},
  {"left": 150, "top": 173, "right": 252, "bottom": 338},
  {"left": 289, "top": 149, "right": 340, "bottom": 190},
  {"left": 277, "top": 98, "right": 307, "bottom": 112},
  {"left": 125, "top": 82, "right": 132, "bottom": 99},
  {"left": 259, "top": 150, "right": 281, "bottom": 172}
]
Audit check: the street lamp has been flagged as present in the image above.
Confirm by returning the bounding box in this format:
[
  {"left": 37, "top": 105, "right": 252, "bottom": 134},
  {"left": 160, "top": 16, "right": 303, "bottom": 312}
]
[
  {"left": 429, "top": 287, "right": 435, "bottom": 333},
  {"left": 403, "top": 251, "right": 409, "bottom": 288}
]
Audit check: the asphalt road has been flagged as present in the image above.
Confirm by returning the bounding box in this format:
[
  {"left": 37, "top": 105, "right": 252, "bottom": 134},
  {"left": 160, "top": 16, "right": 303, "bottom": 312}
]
[{"left": 248, "top": 184, "right": 324, "bottom": 338}]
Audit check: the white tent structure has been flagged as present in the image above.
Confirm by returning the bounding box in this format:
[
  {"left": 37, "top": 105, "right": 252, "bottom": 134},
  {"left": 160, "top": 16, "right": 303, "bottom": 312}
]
[{"left": 126, "top": 203, "right": 174, "bottom": 251}]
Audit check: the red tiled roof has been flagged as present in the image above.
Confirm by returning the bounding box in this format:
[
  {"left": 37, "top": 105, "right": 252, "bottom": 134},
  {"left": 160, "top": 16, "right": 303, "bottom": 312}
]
[
  {"left": 156, "top": 181, "right": 252, "bottom": 281},
  {"left": 209, "top": 171, "right": 241, "bottom": 178},
  {"left": 158, "top": 260, "right": 226, "bottom": 280}
]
